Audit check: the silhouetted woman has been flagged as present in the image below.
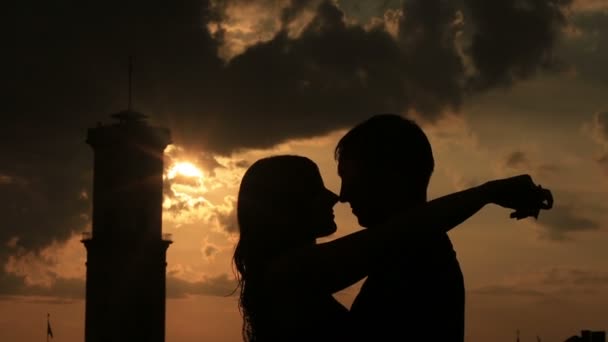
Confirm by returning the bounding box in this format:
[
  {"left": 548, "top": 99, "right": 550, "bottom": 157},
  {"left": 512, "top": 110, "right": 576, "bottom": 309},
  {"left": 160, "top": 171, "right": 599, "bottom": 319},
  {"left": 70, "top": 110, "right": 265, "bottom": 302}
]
[{"left": 233, "top": 155, "right": 551, "bottom": 342}]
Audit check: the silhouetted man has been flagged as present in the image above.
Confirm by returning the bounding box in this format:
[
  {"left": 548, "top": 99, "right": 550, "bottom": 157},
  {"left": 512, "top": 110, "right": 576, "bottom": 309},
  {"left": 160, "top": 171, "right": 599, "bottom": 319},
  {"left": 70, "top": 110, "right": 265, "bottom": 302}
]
[{"left": 336, "top": 114, "right": 465, "bottom": 342}]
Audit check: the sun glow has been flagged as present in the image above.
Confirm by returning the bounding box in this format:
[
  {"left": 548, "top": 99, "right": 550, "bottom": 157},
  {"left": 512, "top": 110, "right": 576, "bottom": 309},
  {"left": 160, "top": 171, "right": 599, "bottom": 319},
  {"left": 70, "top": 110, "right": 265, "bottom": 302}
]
[
  {"left": 167, "top": 162, "right": 204, "bottom": 180},
  {"left": 161, "top": 151, "right": 242, "bottom": 228},
  {"left": 163, "top": 161, "right": 209, "bottom": 220}
]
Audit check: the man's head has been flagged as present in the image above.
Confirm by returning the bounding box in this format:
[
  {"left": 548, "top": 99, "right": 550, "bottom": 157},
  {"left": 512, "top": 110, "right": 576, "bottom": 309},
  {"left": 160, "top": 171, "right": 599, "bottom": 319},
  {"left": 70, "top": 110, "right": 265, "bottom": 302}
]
[{"left": 335, "top": 114, "right": 434, "bottom": 228}]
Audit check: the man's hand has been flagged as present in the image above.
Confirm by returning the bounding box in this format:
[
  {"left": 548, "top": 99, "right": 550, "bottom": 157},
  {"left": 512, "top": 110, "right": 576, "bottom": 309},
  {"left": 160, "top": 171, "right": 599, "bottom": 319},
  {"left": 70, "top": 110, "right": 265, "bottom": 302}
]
[{"left": 483, "top": 174, "right": 554, "bottom": 220}]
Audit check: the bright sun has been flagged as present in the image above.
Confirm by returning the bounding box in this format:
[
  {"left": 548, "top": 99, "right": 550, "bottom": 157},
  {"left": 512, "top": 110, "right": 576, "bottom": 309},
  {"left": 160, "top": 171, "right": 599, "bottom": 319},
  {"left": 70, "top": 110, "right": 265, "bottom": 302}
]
[
  {"left": 167, "top": 161, "right": 204, "bottom": 180},
  {"left": 163, "top": 161, "right": 208, "bottom": 218}
]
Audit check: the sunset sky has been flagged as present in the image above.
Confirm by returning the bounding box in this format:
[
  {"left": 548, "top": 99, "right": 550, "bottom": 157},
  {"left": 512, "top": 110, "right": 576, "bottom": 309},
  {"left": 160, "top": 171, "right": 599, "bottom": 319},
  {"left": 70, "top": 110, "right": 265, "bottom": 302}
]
[{"left": 2, "top": 0, "right": 608, "bottom": 341}]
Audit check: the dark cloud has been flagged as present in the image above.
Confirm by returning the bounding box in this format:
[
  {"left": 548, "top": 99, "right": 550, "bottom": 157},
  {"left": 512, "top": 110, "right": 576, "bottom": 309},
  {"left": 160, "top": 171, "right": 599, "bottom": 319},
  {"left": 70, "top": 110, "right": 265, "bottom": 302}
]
[
  {"left": 505, "top": 150, "right": 531, "bottom": 169},
  {"left": 463, "top": 0, "right": 574, "bottom": 89},
  {"left": 280, "top": 0, "right": 323, "bottom": 25},
  {"left": 0, "top": 165, "right": 90, "bottom": 270},
  {"left": 0, "top": 0, "right": 576, "bottom": 268},
  {"left": 541, "top": 267, "right": 608, "bottom": 287},
  {"left": 598, "top": 154, "right": 608, "bottom": 173},
  {"left": 194, "top": 0, "right": 464, "bottom": 154},
  {"left": 196, "top": 154, "right": 226, "bottom": 177},
  {"left": 536, "top": 185, "right": 608, "bottom": 241},
  {"left": 203, "top": 244, "right": 219, "bottom": 258},
  {"left": 337, "top": 0, "right": 402, "bottom": 23},
  {"left": 166, "top": 273, "right": 238, "bottom": 298},
  {"left": 527, "top": 187, "right": 602, "bottom": 241},
  {"left": 3, "top": 296, "right": 79, "bottom": 305},
  {"left": 470, "top": 267, "right": 608, "bottom": 297},
  {"left": 589, "top": 112, "right": 608, "bottom": 172},
  {"left": 559, "top": 11, "right": 608, "bottom": 85},
  {"left": 502, "top": 150, "right": 561, "bottom": 177},
  {"left": 536, "top": 203, "right": 601, "bottom": 240},
  {"left": 169, "top": 174, "right": 204, "bottom": 188},
  {"left": 469, "top": 285, "right": 546, "bottom": 297},
  {"left": 593, "top": 111, "right": 608, "bottom": 136},
  {"left": 215, "top": 200, "right": 239, "bottom": 234},
  {"left": 0, "top": 272, "right": 84, "bottom": 299},
  {"left": 234, "top": 160, "right": 251, "bottom": 169},
  {"left": 162, "top": 183, "right": 207, "bottom": 217},
  {"left": 537, "top": 163, "right": 561, "bottom": 175},
  {"left": 138, "top": 0, "right": 576, "bottom": 154},
  {"left": 162, "top": 170, "right": 205, "bottom": 218},
  {"left": 497, "top": 151, "right": 601, "bottom": 240}
]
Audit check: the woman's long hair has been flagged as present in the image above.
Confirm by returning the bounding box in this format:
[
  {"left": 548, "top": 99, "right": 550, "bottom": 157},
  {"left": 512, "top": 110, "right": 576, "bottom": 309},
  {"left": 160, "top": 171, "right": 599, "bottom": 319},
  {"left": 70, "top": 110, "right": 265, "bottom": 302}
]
[{"left": 233, "top": 155, "right": 319, "bottom": 342}]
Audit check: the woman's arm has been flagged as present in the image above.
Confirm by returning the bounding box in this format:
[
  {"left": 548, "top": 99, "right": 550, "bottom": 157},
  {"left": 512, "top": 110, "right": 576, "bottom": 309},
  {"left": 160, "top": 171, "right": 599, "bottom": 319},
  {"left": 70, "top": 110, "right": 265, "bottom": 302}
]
[{"left": 267, "top": 175, "right": 552, "bottom": 294}]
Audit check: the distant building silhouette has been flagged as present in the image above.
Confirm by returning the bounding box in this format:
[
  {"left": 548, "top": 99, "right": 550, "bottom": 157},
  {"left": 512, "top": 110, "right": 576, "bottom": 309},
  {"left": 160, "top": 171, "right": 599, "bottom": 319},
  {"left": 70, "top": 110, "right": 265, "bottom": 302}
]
[
  {"left": 565, "top": 330, "right": 606, "bottom": 342},
  {"left": 82, "top": 108, "right": 172, "bottom": 342}
]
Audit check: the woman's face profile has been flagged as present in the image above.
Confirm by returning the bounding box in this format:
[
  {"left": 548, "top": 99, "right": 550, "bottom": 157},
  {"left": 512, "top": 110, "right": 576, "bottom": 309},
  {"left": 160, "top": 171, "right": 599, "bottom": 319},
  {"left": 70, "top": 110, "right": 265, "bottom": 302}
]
[
  {"left": 240, "top": 156, "right": 339, "bottom": 239},
  {"left": 296, "top": 169, "right": 339, "bottom": 239}
]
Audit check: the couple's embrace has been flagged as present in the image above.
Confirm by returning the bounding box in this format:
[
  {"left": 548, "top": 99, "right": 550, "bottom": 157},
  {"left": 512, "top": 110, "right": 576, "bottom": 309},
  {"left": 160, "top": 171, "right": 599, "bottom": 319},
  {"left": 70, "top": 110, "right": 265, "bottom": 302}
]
[{"left": 232, "top": 114, "right": 553, "bottom": 342}]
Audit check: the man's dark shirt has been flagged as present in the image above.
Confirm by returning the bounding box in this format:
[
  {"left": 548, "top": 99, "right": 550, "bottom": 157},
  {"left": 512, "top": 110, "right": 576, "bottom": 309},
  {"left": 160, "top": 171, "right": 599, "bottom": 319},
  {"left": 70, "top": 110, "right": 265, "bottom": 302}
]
[{"left": 350, "top": 231, "right": 465, "bottom": 342}]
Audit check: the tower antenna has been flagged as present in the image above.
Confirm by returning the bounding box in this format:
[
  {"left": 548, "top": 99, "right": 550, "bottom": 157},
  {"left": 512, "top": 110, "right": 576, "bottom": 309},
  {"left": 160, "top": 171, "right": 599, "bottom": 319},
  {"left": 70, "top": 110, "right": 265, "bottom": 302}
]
[{"left": 128, "top": 56, "right": 133, "bottom": 111}]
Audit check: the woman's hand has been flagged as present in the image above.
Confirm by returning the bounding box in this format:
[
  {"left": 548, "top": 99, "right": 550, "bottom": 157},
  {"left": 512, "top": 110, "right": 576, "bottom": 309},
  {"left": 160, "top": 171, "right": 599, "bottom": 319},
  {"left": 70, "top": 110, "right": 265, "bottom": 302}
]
[{"left": 482, "top": 174, "right": 554, "bottom": 220}]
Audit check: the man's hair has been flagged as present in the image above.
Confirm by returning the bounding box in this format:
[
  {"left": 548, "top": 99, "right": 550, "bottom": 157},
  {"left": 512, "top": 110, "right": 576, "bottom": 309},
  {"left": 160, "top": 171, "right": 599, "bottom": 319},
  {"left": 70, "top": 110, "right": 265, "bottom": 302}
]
[{"left": 335, "top": 113, "right": 434, "bottom": 191}]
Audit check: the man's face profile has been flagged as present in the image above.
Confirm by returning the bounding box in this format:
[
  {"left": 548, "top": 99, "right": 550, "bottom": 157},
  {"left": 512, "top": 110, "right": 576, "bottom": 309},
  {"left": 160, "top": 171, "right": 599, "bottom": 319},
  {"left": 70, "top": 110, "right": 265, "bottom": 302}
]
[{"left": 338, "top": 157, "right": 385, "bottom": 228}]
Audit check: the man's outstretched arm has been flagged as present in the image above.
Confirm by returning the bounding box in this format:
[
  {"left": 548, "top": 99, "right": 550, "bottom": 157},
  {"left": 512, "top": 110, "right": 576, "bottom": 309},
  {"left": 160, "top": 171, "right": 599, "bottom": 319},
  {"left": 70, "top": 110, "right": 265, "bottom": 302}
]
[{"left": 266, "top": 175, "right": 552, "bottom": 295}]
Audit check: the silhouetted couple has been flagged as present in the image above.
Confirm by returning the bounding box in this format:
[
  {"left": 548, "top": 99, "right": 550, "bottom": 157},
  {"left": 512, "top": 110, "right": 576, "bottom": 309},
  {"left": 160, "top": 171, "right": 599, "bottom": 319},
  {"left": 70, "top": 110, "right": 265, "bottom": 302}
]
[{"left": 233, "top": 114, "right": 553, "bottom": 342}]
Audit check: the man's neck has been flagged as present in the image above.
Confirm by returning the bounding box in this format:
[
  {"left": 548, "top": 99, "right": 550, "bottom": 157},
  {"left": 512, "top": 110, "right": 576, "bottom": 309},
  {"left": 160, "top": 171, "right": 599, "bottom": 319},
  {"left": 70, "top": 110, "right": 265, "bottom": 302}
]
[
  {"left": 397, "top": 192, "right": 427, "bottom": 211},
  {"left": 366, "top": 196, "right": 427, "bottom": 228}
]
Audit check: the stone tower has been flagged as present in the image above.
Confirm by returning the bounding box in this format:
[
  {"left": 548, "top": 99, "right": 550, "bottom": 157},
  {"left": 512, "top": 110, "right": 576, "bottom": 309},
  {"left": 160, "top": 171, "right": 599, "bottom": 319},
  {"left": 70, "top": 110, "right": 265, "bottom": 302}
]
[{"left": 82, "top": 107, "right": 172, "bottom": 342}]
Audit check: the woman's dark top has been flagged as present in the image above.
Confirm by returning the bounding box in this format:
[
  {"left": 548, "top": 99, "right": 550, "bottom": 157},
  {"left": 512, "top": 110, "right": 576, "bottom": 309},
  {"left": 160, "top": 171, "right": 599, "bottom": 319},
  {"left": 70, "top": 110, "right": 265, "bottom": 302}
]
[{"left": 258, "top": 285, "right": 352, "bottom": 342}]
